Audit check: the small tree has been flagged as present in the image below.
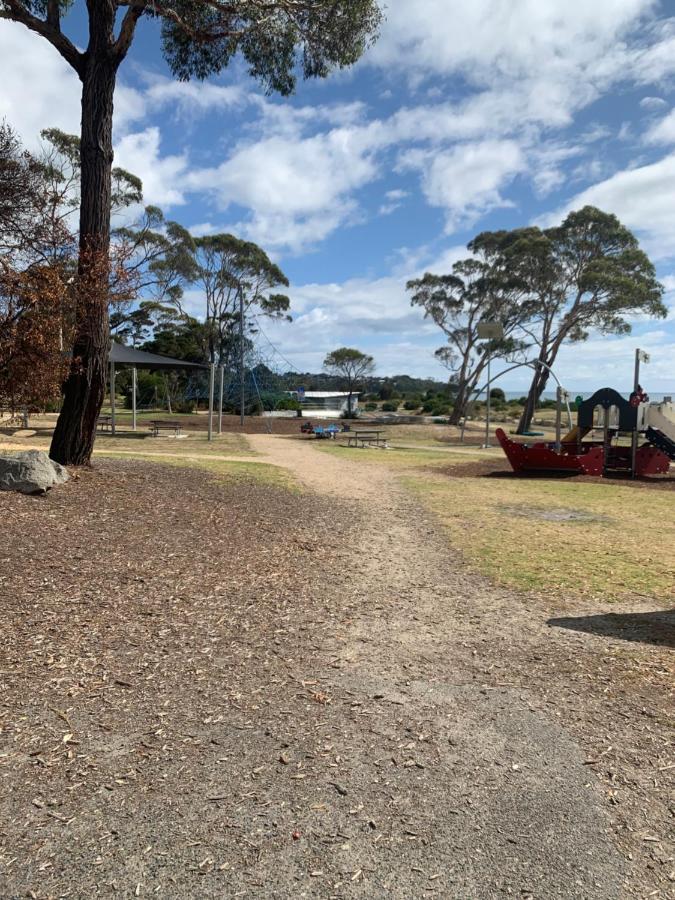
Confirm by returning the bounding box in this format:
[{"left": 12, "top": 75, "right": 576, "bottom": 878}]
[
  {"left": 323, "top": 347, "right": 375, "bottom": 415},
  {"left": 472, "top": 207, "right": 667, "bottom": 433},
  {"left": 0, "top": 0, "right": 383, "bottom": 465}
]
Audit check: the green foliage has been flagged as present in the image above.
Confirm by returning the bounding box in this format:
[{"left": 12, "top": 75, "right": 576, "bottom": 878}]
[
  {"left": 381, "top": 400, "right": 399, "bottom": 412},
  {"left": 159, "top": 1, "right": 383, "bottom": 91},
  {"left": 403, "top": 399, "right": 421, "bottom": 411},
  {"left": 471, "top": 206, "right": 666, "bottom": 431},
  {"left": 364, "top": 401, "right": 378, "bottom": 411},
  {"left": 489, "top": 387, "right": 506, "bottom": 402},
  {"left": 323, "top": 347, "right": 375, "bottom": 414}
]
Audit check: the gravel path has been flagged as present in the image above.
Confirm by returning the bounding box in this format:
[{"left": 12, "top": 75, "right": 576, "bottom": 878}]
[{"left": 1, "top": 438, "right": 671, "bottom": 898}]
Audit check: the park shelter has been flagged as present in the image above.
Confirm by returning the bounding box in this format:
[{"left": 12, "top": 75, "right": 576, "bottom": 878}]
[{"left": 108, "top": 341, "right": 210, "bottom": 435}]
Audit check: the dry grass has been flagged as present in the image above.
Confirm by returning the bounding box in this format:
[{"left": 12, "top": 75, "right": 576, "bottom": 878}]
[
  {"left": 408, "top": 472, "right": 675, "bottom": 602},
  {"left": 0, "top": 426, "right": 253, "bottom": 459}
]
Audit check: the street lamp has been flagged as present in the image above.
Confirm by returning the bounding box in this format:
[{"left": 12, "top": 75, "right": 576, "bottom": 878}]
[{"left": 477, "top": 321, "right": 504, "bottom": 448}]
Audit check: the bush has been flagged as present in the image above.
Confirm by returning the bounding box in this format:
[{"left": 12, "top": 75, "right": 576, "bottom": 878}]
[
  {"left": 381, "top": 401, "right": 399, "bottom": 412},
  {"left": 340, "top": 408, "right": 359, "bottom": 419},
  {"left": 174, "top": 400, "right": 196, "bottom": 414},
  {"left": 403, "top": 399, "right": 421, "bottom": 411},
  {"left": 365, "top": 402, "right": 378, "bottom": 411},
  {"left": 489, "top": 387, "right": 506, "bottom": 402}
]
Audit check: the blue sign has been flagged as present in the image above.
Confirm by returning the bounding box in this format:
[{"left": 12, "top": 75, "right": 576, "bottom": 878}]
[{"left": 297, "top": 387, "right": 306, "bottom": 400}]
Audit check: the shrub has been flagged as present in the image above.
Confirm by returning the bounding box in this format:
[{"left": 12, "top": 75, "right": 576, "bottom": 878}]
[
  {"left": 174, "top": 400, "right": 196, "bottom": 414},
  {"left": 403, "top": 399, "right": 421, "bottom": 411},
  {"left": 381, "top": 401, "right": 399, "bottom": 412},
  {"left": 489, "top": 387, "right": 506, "bottom": 402},
  {"left": 365, "top": 402, "right": 378, "bottom": 411}
]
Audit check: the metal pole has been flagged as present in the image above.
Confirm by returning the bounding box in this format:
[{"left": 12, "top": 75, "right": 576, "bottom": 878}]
[
  {"left": 484, "top": 356, "right": 491, "bottom": 448},
  {"left": 218, "top": 365, "right": 224, "bottom": 435},
  {"left": 110, "top": 361, "right": 116, "bottom": 435},
  {"left": 208, "top": 363, "right": 215, "bottom": 442},
  {"left": 631, "top": 348, "right": 640, "bottom": 478},
  {"left": 555, "top": 386, "right": 562, "bottom": 452},
  {"left": 132, "top": 366, "right": 137, "bottom": 432},
  {"left": 239, "top": 287, "right": 245, "bottom": 427}
]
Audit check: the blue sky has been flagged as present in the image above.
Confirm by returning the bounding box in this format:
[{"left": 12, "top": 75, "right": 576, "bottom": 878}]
[{"left": 2, "top": 1, "right": 675, "bottom": 390}]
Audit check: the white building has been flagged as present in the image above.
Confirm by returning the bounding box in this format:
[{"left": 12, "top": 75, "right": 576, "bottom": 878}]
[{"left": 286, "top": 390, "right": 361, "bottom": 418}]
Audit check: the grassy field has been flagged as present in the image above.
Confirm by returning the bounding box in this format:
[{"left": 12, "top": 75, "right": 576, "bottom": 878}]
[{"left": 407, "top": 471, "right": 675, "bottom": 603}]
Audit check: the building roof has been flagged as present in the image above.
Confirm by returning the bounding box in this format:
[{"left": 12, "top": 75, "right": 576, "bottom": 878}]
[
  {"left": 288, "top": 391, "right": 361, "bottom": 399},
  {"left": 109, "top": 341, "right": 208, "bottom": 371}
]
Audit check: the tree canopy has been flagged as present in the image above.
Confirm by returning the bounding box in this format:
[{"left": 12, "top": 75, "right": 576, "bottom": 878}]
[
  {"left": 471, "top": 206, "right": 666, "bottom": 431},
  {"left": 323, "top": 347, "right": 375, "bottom": 414}
]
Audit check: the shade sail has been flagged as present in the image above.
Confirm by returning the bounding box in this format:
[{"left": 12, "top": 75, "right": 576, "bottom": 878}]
[{"left": 109, "top": 341, "right": 208, "bottom": 371}]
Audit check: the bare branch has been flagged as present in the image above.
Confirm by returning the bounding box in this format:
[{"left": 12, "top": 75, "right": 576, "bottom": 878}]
[{"left": 0, "top": 0, "right": 84, "bottom": 75}]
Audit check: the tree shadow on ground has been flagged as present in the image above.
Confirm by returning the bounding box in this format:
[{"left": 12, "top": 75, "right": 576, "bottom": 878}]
[{"left": 548, "top": 609, "right": 675, "bottom": 649}]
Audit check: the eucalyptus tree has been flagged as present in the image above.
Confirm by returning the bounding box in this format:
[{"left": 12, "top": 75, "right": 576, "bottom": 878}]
[
  {"left": 471, "top": 207, "right": 666, "bottom": 433},
  {"left": 0, "top": 0, "right": 383, "bottom": 464},
  {"left": 407, "top": 253, "right": 528, "bottom": 426},
  {"left": 158, "top": 232, "right": 291, "bottom": 368}
]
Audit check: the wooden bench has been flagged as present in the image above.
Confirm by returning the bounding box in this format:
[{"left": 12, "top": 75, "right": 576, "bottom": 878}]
[
  {"left": 149, "top": 419, "right": 183, "bottom": 437},
  {"left": 346, "top": 429, "right": 386, "bottom": 448},
  {"left": 97, "top": 415, "right": 113, "bottom": 433}
]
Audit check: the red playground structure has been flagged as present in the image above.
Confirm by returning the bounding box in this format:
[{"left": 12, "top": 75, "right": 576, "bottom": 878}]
[{"left": 496, "top": 387, "right": 675, "bottom": 478}]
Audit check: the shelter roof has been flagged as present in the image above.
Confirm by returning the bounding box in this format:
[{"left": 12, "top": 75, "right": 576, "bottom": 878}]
[{"left": 109, "top": 341, "right": 208, "bottom": 371}]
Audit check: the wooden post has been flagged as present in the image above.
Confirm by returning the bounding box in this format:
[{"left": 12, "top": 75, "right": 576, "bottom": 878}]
[
  {"left": 132, "top": 366, "right": 137, "bottom": 432},
  {"left": 218, "top": 366, "right": 224, "bottom": 435},
  {"left": 208, "top": 363, "right": 215, "bottom": 442},
  {"left": 631, "top": 348, "right": 640, "bottom": 479},
  {"left": 555, "top": 386, "right": 562, "bottom": 452},
  {"left": 110, "top": 360, "right": 115, "bottom": 435}
]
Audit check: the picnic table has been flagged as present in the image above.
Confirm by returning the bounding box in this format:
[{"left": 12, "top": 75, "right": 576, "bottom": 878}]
[
  {"left": 346, "top": 429, "right": 387, "bottom": 448},
  {"left": 149, "top": 419, "right": 183, "bottom": 437},
  {"left": 97, "top": 415, "right": 113, "bottom": 432}
]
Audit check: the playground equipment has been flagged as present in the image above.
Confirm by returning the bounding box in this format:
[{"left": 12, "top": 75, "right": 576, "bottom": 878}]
[{"left": 496, "top": 387, "right": 675, "bottom": 478}]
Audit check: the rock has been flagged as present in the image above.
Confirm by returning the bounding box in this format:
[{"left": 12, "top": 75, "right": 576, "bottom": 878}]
[{"left": 0, "top": 450, "right": 69, "bottom": 495}]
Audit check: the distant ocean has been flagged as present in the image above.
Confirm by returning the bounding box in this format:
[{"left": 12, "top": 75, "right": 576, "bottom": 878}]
[{"left": 501, "top": 390, "right": 674, "bottom": 402}]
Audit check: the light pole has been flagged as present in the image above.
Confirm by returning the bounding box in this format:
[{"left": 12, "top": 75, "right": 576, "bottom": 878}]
[
  {"left": 477, "top": 321, "right": 504, "bottom": 448},
  {"left": 631, "top": 348, "right": 650, "bottom": 478}
]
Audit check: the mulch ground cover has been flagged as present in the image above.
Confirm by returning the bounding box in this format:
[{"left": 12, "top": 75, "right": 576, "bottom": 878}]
[{"left": 0, "top": 460, "right": 369, "bottom": 897}]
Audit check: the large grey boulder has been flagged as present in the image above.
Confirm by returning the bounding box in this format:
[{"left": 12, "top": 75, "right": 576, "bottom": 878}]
[{"left": 0, "top": 450, "right": 69, "bottom": 495}]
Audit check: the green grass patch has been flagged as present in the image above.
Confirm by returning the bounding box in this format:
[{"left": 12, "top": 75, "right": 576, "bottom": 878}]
[{"left": 407, "top": 473, "right": 675, "bottom": 603}]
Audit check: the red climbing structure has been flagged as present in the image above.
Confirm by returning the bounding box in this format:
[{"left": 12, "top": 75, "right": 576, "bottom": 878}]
[{"left": 496, "top": 387, "right": 674, "bottom": 478}]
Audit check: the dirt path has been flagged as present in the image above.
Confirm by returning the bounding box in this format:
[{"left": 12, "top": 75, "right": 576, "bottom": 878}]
[{"left": 244, "top": 435, "right": 662, "bottom": 897}]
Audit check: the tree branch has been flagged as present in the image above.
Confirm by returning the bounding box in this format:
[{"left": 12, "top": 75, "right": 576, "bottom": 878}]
[
  {"left": 113, "top": 4, "right": 145, "bottom": 62},
  {"left": 0, "top": 0, "right": 84, "bottom": 75}
]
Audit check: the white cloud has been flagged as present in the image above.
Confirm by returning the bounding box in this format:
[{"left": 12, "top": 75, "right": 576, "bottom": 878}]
[
  {"left": 644, "top": 107, "right": 675, "bottom": 143},
  {"left": 639, "top": 95, "right": 668, "bottom": 109},
  {"left": 546, "top": 151, "right": 675, "bottom": 260},
  {"left": 0, "top": 21, "right": 80, "bottom": 146},
  {"left": 114, "top": 128, "right": 189, "bottom": 208},
  {"left": 400, "top": 140, "right": 526, "bottom": 229},
  {"left": 185, "top": 128, "right": 378, "bottom": 251}
]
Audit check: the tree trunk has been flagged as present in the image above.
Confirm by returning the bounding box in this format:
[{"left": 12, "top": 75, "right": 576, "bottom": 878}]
[
  {"left": 517, "top": 362, "right": 550, "bottom": 434},
  {"left": 449, "top": 383, "right": 468, "bottom": 425},
  {"left": 50, "top": 10, "right": 117, "bottom": 465}
]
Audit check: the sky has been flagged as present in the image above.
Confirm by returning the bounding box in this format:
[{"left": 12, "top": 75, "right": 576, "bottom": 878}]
[{"left": 1, "top": 0, "right": 675, "bottom": 391}]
